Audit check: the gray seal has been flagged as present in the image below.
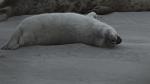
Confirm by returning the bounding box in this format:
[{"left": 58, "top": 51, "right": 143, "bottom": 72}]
[{"left": 1, "top": 13, "right": 122, "bottom": 50}]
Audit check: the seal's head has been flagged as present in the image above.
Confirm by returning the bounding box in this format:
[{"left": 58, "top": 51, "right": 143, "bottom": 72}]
[
  {"left": 93, "top": 27, "right": 122, "bottom": 48},
  {"left": 103, "top": 29, "right": 122, "bottom": 47}
]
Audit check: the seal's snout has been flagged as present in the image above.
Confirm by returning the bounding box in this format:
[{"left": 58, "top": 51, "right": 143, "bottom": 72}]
[
  {"left": 104, "top": 34, "right": 122, "bottom": 47},
  {"left": 116, "top": 35, "right": 122, "bottom": 44}
]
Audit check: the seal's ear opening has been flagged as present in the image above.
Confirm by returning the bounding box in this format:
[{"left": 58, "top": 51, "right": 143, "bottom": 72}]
[{"left": 116, "top": 35, "right": 122, "bottom": 44}]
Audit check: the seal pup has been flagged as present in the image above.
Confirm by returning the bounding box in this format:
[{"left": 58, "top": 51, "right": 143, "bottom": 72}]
[{"left": 1, "top": 13, "right": 122, "bottom": 50}]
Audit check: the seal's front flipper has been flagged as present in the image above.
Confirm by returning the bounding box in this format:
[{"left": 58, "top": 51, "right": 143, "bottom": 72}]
[{"left": 86, "top": 12, "right": 98, "bottom": 19}]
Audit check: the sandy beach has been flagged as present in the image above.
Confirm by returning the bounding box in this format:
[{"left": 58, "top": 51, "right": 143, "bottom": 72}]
[{"left": 0, "top": 12, "right": 150, "bottom": 84}]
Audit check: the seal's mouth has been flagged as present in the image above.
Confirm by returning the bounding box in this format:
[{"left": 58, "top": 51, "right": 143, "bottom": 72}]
[
  {"left": 104, "top": 35, "right": 122, "bottom": 47},
  {"left": 116, "top": 36, "right": 122, "bottom": 44}
]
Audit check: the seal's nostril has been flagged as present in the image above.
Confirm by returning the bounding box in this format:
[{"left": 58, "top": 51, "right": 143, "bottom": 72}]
[
  {"left": 116, "top": 36, "right": 122, "bottom": 44},
  {"left": 111, "top": 39, "right": 116, "bottom": 42}
]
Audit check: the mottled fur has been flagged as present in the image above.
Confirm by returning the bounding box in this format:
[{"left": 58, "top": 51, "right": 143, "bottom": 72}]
[{"left": 0, "top": 0, "right": 150, "bottom": 21}]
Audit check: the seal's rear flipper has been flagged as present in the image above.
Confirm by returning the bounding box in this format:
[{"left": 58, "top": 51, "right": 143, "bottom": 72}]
[
  {"left": 1, "top": 37, "right": 20, "bottom": 50},
  {"left": 1, "top": 43, "right": 19, "bottom": 50},
  {"left": 1, "top": 30, "right": 21, "bottom": 50}
]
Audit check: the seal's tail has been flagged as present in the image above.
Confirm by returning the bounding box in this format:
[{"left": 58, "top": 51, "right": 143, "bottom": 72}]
[{"left": 1, "top": 30, "right": 21, "bottom": 50}]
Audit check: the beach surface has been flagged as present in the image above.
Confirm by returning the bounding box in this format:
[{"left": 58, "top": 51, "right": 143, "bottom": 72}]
[{"left": 0, "top": 12, "right": 150, "bottom": 84}]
